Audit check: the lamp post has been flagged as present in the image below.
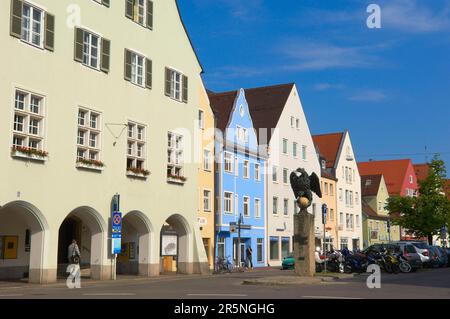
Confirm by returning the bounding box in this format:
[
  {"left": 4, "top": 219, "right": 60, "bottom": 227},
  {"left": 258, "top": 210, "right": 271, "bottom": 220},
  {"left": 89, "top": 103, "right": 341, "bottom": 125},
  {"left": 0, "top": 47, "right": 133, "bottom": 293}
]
[
  {"left": 322, "top": 204, "right": 328, "bottom": 273},
  {"left": 237, "top": 213, "right": 243, "bottom": 269}
]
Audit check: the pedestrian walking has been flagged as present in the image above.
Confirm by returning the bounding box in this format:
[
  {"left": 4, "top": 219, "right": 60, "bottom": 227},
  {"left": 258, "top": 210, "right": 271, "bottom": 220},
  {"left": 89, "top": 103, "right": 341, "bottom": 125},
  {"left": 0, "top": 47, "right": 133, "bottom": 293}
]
[
  {"left": 68, "top": 239, "right": 81, "bottom": 264},
  {"left": 246, "top": 246, "right": 253, "bottom": 269}
]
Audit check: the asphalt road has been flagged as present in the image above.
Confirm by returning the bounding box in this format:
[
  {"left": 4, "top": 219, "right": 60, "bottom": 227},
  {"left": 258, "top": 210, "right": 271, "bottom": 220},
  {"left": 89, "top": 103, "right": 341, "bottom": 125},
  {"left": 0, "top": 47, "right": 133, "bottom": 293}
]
[{"left": 0, "top": 267, "right": 449, "bottom": 299}]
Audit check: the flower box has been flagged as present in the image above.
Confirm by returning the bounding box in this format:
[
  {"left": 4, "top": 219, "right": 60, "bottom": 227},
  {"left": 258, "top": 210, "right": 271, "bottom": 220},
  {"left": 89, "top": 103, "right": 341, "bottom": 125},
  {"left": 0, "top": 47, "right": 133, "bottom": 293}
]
[
  {"left": 167, "top": 174, "right": 187, "bottom": 185},
  {"left": 127, "top": 168, "right": 150, "bottom": 179},
  {"left": 11, "top": 146, "right": 48, "bottom": 162},
  {"left": 76, "top": 159, "right": 105, "bottom": 171}
]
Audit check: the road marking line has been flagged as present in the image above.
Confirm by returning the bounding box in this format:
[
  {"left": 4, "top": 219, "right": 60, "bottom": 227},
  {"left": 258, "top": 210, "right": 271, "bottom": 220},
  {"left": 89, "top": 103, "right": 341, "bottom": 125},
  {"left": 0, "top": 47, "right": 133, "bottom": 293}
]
[
  {"left": 83, "top": 292, "right": 136, "bottom": 296},
  {"left": 0, "top": 294, "right": 24, "bottom": 297},
  {"left": 302, "top": 295, "right": 363, "bottom": 300},
  {"left": 187, "top": 294, "right": 248, "bottom": 297}
]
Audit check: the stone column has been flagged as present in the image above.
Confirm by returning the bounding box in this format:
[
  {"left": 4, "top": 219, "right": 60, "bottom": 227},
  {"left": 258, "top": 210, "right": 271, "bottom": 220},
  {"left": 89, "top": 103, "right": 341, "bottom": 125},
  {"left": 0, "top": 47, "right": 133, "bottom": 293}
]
[{"left": 293, "top": 209, "right": 315, "bottom": 277}]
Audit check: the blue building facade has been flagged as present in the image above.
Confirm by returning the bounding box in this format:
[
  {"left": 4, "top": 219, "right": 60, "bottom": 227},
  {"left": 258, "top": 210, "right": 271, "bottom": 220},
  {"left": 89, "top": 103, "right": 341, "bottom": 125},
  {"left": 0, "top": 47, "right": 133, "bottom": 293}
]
[{"left": 211, "top": 89, "right": 267, "bottom": 268}]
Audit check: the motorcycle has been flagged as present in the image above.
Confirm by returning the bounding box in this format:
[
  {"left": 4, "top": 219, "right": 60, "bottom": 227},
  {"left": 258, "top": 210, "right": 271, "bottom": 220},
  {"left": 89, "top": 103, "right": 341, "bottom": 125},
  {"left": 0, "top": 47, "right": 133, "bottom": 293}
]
[
  {"left": 343, "top": 251, "right": 367, "bottom": 273},
  {"left": 394, "top": 251, "right": 412, "bottom": 273},
  {"left": 326, "top": 251, "right": 345, "bottom": 273}
]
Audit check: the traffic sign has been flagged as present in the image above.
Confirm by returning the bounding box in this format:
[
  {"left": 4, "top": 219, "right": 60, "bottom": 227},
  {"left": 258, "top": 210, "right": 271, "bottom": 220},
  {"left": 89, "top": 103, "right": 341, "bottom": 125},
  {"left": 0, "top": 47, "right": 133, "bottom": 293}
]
[
  {"left": 322, "top": 204, "right": 328, "bottom": 225},
  {"left": 112, "top": 211, "right": 122, "bottom": 234}
]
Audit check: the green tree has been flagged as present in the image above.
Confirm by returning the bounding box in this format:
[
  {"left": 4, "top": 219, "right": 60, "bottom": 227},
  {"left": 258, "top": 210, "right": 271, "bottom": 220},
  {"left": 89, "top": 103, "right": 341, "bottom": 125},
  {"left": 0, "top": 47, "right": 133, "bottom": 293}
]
[{"left": 386, "top": 155, "right": 450, "bottom": 245}]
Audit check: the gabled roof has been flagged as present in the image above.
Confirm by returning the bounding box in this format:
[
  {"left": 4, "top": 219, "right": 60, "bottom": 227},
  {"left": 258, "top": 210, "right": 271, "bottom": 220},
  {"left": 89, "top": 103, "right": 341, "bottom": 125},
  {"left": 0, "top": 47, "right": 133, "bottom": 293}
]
[
  {"left": 208, "top": 83, "right": 295, "bottom": 143},
  {"left": 362, "top": 200, "right": 378, "bottom": 218},
  {"left": 358, "top": 159, "right": 413, "bottom": 196},
  {"left": 414, "top": 163, "right": 430, "bottom": 182},
  {"left": 312, "top": 133, "right": 345, "bottom": 169},
  {"left": 208, "top": 90, "right": 238, "bottom": 133},
  {"left": 361, "top": 174, "right": 383, "bottom": 197}
]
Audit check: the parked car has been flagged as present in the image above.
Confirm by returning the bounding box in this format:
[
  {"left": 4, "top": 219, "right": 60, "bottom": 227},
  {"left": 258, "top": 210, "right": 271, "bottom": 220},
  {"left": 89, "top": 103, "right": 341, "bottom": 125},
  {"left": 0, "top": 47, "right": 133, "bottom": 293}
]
[
  {"left": 433, "top": 246, "right": 448, "bottom": 267},
  {"left": 396, "top": 243, "right": 423, "bottom": 271},
  {"left": 282, "top": 254, "right": 295, "bottom": 270},
  {"left": 397, "top": 241, "right": 430, "bottom": 265}
]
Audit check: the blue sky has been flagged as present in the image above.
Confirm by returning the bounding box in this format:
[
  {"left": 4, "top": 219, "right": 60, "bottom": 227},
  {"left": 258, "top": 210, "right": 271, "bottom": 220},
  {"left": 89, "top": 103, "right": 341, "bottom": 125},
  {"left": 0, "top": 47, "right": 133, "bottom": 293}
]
[{"left": 178, "top": 0, "right": 450, "bottom": 176}]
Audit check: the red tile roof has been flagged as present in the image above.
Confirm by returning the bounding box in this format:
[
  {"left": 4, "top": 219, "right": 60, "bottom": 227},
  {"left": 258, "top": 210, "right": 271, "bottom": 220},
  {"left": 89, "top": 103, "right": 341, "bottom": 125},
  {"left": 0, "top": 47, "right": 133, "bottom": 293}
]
[
  {"left": 358, "top": 159, "right": 412, "bottom": 196},
  {"left": 445, "top": 179, "right": 450, "bottom": 200},
  {"left": 208, "top": 83, "right": 295, "bottom": 143},
  {"left": 312, "top": 133, "right": 344, "bottom": 169},
  {"left": 414, "top": 163, "right": 430, "bottom": 182},
  {"left": 361, "top": 174, "right": 383, "bottom": 197}
]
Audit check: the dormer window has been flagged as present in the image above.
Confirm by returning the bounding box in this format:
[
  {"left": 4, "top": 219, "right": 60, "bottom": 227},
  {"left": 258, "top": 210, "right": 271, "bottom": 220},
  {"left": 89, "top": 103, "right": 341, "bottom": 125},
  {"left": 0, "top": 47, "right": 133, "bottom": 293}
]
[{"left": 321, "top": 160, "right": 326, "bottom": 170}]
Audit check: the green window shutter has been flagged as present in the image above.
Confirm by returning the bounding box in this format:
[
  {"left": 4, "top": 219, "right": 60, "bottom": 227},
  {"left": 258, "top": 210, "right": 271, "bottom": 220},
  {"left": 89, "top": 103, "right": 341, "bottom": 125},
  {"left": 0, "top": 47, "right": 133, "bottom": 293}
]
[
  {"left": 124, "top": 49, "right": 132, "bottom": 81},
  {"left": 102, "top": 0, "right": 110, "bottom": 7},
  {"left": 44, "top": 13, "right": 55, "bottom": 51},
  {"left": 165, "top": 68, "right": 172, "bottom": 97},
  {"left": 100, "top": 38, "right": 111, "bottom": 73},
  {"left": 182, "top": 75, "right": 188, "bottom": 103},
  {"left": 10, "top": 0, "right": 23, "bottom": 39},
  {"left": 74, "top": 28, "right": 84, "bottom": 63},
  {"left": 146, "top": 0, "right": 153, "bottom": 30},
  {"left": 145, "top": 58, "right": 152, "bottom": 89},
  {"left": 126, "top": 0, "right": 134, "bottom": 19}
]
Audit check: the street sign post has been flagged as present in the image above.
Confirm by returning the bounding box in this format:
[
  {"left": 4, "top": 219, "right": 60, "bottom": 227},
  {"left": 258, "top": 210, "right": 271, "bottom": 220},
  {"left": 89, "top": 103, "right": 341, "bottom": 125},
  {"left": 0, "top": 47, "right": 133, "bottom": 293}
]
[
  {"left": 322, "top": 204, "right": 328, "bottom": 273},
  {"left": 111, "top": 211, "right": 122, "bottom": 254}
]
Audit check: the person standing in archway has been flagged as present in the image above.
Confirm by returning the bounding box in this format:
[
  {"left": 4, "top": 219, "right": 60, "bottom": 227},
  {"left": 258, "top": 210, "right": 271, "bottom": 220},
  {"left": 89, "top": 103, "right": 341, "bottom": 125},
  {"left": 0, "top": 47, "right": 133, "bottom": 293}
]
[{"left": 68, "top": 239, "right": 81, "bottom": 264}]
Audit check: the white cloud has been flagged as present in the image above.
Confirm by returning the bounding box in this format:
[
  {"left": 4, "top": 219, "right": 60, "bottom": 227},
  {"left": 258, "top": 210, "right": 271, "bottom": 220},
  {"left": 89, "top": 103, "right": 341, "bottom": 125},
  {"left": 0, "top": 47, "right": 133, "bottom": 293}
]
[
  {"left": 313, "top": 83, "right": 346, "bottom": 91},
  {"left": 348, "top": 90, "right": 387, "bottom": 102}
]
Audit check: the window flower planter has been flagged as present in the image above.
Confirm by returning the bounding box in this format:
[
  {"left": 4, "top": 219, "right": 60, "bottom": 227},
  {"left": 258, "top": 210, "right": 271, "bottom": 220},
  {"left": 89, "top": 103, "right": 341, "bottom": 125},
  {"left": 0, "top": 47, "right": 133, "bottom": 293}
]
[
  {"left": 76, "top": 159, "right": 105, "bottom": 171},
  {"left": 11, "top": 146, "right": 48, "bottom": 162},
  {"left": 127, "top": 167, "right": 150, "bottom": 179},
  {"left": 167, "top": 174, "right": 187, "bottom": 185}
]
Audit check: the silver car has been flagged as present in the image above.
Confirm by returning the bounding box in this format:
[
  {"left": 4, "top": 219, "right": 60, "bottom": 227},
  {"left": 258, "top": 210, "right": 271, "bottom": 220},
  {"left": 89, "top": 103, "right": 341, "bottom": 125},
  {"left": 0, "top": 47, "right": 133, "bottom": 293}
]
[{"left": 397, "top": 241, "right": 430, "bottom": 264}]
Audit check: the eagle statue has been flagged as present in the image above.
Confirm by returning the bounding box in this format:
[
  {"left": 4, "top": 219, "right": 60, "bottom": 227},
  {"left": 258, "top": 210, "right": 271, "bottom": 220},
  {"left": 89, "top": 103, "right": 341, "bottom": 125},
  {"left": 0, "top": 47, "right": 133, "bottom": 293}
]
[{"left": 290, "top": 168, "right": 322, "bottom": 210}]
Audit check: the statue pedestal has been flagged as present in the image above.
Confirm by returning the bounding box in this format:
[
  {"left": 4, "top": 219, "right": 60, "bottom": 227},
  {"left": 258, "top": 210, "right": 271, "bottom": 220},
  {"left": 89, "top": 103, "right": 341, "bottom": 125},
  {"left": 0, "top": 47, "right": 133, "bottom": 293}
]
[{"left": 293, "top": 209, "right": 315, "bottom": 277}]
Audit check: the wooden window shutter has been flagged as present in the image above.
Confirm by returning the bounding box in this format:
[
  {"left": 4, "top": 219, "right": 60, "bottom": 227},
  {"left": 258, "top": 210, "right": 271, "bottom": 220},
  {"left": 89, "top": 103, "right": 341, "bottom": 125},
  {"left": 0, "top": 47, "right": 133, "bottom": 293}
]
[
  {"left": 124, "top": 49, "right": 132, "bottom": 81},
  {"left": 126, "top": 0, "right": 134, "bottom": 19},
  {"left": 146, "top": 0, "right": 153, "bottom": 30},
  {"left": 145, "top": 58, "right": 152, "bottom": 89},
  {"left": 100, "top": 38, "right": 111, "bottom": 73},
  {"left": 10, "top": 0, "right": 23, "bottom": 39},
  {"left": 164, "top": 68, "right": 172, "bottom": 97},
  {"left": 44, "top": 13, "right": 55, "bottom": 51},
  {"left": 182, "top": 75, "right": 188, "bottom": 103},
  {"left": 74, "top": 28, "right": 84, "bottom": 63},
  {"left": 102, "top": 0, "right": 110, "bottom": 7}
]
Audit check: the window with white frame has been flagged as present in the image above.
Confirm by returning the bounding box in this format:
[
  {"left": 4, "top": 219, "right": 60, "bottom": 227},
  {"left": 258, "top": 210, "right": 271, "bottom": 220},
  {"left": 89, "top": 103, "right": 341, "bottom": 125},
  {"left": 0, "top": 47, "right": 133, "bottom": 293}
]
[
  {"left": 302, "top": 145, "right": 307, "bottom": 160},
  {"left": 355, "top": 192, "right": 359, "bottom": 205},
  {"left": 290, "top": 116, "right": 294, "bottom": 128},
  {"left": 243, "top": 160, "right": 249, "bottom": 179},
  {"left": 130, "top": 51, "right": 145, "bottom": 86},
  {"left": 282, "top": 139, "right": 288, "bottom": 155},
  {"left": 224, "top": 192, "right": 233, "bottom": 214},
  {"left": 77, "top": 108, "right": 101, "bottom": 162},
  {"left": 236, "top": 126, "right": 248, "bottom": 144},
  {"left": 254, "top": 163, "right": 261, "bottom": 181},
  {"left": 21, "top": 3, "right": 44, "bottom": 47},
  {"left": 283, "top": 199, "right": 289, "bottom": 216},
  {"left": 167, "top": 132, "right": 184, "bottom": 177},
  {"left": 126, "top": 122, "right": 146, "bottom": 172},
  {"left": 12, "top": 90, "right": 45, "bottom": 152},
  {"left": 257, "top": 238, "right": 263, "bottom": 262},
  {"left": 339, "top": 188, "right": 343, "bottom": 201},
  {"left": 356, "top": 215, "right": 360, "bottom": 228},
  {"left": 224, "top": 152, "right": 233, "bottom": 173},
  {"left": 169, "top": 69, "right": 182, "bottom": 101},
  {"left": 82, "top": 31, "right": 100, "bottom": 69},
  {"left": 346, "top": 213, "right": 350, "bottom": 229},
  {"left": 330, "top": 209, "right": 334, "bottom": 221},
  {"left": 198, "top": 110, "right": 204, "bottom": 129},
  {"left": 272, "top": 166, "right": 278, "bottom": 182},
  {"left": 293, "top": 142, "right": 298, "bottom": 157},
  {"left": 296, "top": 118, "right": 300, "bottom": 129},
  {"left": 217, "top": 237, "right": 225, "bottom": 258},
  {"left": 409, "top": 175, "right": 413, "bottom": 184},
  {"left": 203, "top": 149, "right": 212, "bottom": 171},
  {"left": 203, "top": 190, "right": 211, "bottom": 212},
  {"left": 324, "top": 182, "right": 329, "bottom": 195},
  {"left": 330, "top": 184, "right": 334, "bottom": 196},
  {"left": 283, "top": 168, "right": 289, "bottom": 184},
  {"left": 273, "top": 197, "right": 278, "bottom": 215},
  {"left": 254, "top": 198, "right": 261, "bottom": 218},
  {"left": 243, "top": 196, "right": 250, "bottom": 217}
]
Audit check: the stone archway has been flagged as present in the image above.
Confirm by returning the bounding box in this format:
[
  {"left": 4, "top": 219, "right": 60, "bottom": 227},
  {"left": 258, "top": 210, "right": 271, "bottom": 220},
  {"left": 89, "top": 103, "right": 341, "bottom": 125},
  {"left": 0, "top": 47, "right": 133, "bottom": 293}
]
[
  {"left": 118, "top": 210, "right": 157, "bottom": 277},
  {"left": 160, "top": 214, "right": 192, "bottom": 274},
  {"left": 0, "top": 201, "right": 51, "bottom": 283},
  {"left": 57, "top": 206, "right": 106, "bottom": 280}
]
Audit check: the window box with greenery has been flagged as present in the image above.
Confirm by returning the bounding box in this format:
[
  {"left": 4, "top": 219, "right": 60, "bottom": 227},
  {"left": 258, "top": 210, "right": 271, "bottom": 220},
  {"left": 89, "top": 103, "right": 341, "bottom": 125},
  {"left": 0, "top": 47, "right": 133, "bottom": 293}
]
[
  {"left": 11, "top": 146, "right": 48, "bottom": 161},
  {"left": 127, "top": 167, "right": 150, "bottom": 179},
  {"left": 76, "top": 158, "right": 105, "bottom": 171},
  {"left": 167, "top": 173, "right": 187, "bottom": 185}
]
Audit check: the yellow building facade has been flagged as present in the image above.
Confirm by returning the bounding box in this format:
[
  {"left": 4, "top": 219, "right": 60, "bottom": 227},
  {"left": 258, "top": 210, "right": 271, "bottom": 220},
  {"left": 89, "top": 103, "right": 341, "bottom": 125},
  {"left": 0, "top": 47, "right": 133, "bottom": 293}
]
[{"left": 197, "top": 80, "right": 215, "bottom": 269}]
